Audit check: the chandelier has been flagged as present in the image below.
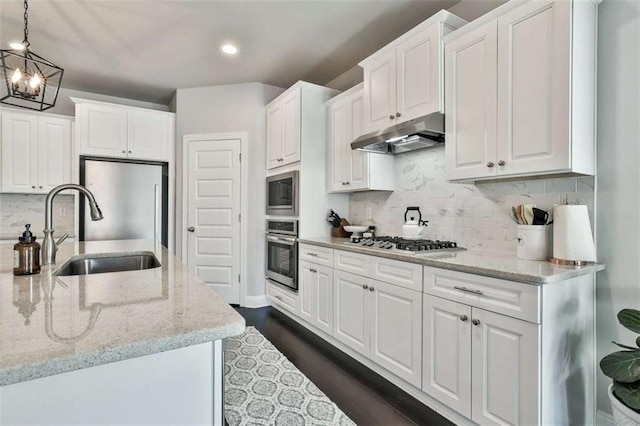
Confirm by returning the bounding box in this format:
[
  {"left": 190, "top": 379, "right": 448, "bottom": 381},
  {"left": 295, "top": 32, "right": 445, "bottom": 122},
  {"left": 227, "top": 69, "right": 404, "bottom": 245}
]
[{"left": 0, "top": 0, "right": 64, "bottom": 111}]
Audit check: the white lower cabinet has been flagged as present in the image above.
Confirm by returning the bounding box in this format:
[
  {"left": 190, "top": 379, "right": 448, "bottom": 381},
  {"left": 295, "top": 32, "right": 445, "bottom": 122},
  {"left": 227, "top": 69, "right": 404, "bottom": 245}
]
[
  {"left": 299, "top": 261, "right": 333, "bottom": 335},
  {"left": 422, "top": 295, "right": 539, "bottom": 425},
  {"left": 333, "top": 269, "right": 422, "bottom": 387}
]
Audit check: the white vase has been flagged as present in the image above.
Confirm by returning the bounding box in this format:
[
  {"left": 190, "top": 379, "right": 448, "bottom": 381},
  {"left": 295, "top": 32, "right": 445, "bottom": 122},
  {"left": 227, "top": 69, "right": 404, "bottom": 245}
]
[{"left": 609, "top": 384, "right": 640, "bottom": 426}]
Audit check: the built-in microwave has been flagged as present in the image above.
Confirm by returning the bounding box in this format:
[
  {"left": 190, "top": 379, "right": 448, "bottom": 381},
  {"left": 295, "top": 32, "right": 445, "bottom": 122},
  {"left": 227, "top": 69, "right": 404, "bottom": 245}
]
[{"left": 266, "top": 171, "right": 298, "bottom": 216}]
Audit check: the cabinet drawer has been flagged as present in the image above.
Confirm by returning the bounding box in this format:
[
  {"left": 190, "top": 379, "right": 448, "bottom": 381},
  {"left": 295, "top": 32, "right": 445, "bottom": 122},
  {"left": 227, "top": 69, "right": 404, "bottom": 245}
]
[
  {"left": 370, "top": 256, "right": 422, "bottom": 292},
  {"left": 299, "top": 244, "right": 334, "bottom": 267},
  {"left": 267, "top": 280, "right": 298, "bottom": 314},
  {"left": 334, "top": 250, "right": 370, "bottom": 276},
  {"left": 423, "top": 267, "right": 539, "bottom": 323}
]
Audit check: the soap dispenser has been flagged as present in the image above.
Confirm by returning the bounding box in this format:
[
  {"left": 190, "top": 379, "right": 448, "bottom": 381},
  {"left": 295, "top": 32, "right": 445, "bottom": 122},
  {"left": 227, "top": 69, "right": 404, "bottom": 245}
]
[{"left": 13, "top": 224, "right": 41, "bottom": 276}]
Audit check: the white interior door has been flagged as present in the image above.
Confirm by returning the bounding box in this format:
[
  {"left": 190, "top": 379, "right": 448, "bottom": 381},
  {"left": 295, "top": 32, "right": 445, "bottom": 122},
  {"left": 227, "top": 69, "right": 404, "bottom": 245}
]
[{"left": 186, "top": 138, "right": 241, "bottom": 304}]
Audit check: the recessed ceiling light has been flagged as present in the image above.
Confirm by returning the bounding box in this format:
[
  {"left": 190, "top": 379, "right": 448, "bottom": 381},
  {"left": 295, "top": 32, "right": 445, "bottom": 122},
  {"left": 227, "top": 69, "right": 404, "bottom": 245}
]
[
  {"left": 9, "top": 42, "right": 25, "bottom": 51},
  {"left": 221, "top": 44, "right": 238, "bottom": 55}
]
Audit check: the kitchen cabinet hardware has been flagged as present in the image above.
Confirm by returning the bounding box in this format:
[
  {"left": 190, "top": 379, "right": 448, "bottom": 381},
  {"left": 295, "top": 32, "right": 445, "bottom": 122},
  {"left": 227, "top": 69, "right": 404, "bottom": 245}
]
[
  {"left": 128, "top": 150, "right": 132, "bottom": 154},
  {"left": 486, "top": 161, "right": 495, "bottom": 168},
  {"left": 122, "top": 150, "right": 126, "bottom": 154},
  {"left": 363, "top": 284, "right": 369, "bottom": 290},
  {"left": 396, "top": 112, "right": 401, "bottom": 117},
  {"left": 31, "top": 185, "right": 36, "bottom": 189},
  {"left": 498, "top": 160, "right": 505, "bottom": 166},
  {"left": 471, "top": 319, "right": 480, "bottom": 326},
  {"left": 389, "top": 115, "right": 395, "bottom": 120},
  {"left": 187, "top": 227, "right": 195, "bottom": 232},
  {"left": 308, "top": 252, "right": 318, "bottom": 257},
  {"left": 38, "top": 186, "right": 42, "bottom": 189},
  {"left": 459, "top": 315, "right": 468, "bottom": 321},
  {"left": 369, "top": 287, "right": 375, "bottom": 292},
  {"left": 310, "top": 268, "right": 317, "bottom": 273},
  {"left": 275, "top": 295, "right": 282, "bottom": 301},
  {"left": 453, "top": 286, "right": 483, "bottom": 295}
]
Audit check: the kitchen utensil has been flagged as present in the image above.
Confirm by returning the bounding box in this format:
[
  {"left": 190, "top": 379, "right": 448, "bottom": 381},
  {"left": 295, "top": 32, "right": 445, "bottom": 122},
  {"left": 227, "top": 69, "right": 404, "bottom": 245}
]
[
  {"left": 516, "top": 205, "right": 525, "bottom": 225},
  {"left": 509, "top": 207, "right": 520, "bottom": 224},
  {"left": 532, "top": 207, "right": 549, "bottom": 225},
  {"left": 402, "top": 206, "right": 428, "bottom": 238},
  {"left": 523, "top": 204, "right": 534, "bottom": 226}
]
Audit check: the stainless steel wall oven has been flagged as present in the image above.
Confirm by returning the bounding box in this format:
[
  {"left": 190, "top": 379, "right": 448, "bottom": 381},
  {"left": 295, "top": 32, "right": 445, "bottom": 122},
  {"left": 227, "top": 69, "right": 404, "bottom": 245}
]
[{"left": 266, "top": 219, "right": 298, "bottom": 291}]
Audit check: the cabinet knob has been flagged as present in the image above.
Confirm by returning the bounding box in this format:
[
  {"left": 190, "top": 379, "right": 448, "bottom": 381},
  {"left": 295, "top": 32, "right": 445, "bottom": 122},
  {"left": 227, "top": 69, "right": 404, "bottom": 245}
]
[
  {"left": 369, "top": 287, "right": 374, "bottom": 292},
  {"left": 472, "top": 319, "right": 481, "bottom": 326},
  {"left": 122, "top": 150, "right": 126, "bottom": 154},
  {"left": 396, "top": 112, "right": 401, "bottom": 118},
  {"left": 128, "top": 150, "right": 132, "bottom": 154},
  {"left": 275, "top": 295, "right": 282, "bottom": 301},
  {"left": 187, "top": 226, "right": 195, "bottom": 232},
  {"left": 341, "top": 182, "right": 345, "bottom": 185},
  {"left": 486, "top": 162, "right": 495, "bottom": 168},
  {"left": 498, "top": 160, "right": 506, "bottom": 166},
  {"left": 389, "top": 115, "right": 395, "bottom": 120},
  {"left": 38, "top": 185, "right": 43, "bottom": 189},
  {"left": 459, "top": 315, "right": 468, "bottom": 322},
  {"left": 345, "top": 181, "right": 350, "bottom": 185},
  {"left": 310, "top": 268, "right": 317, "bottom": 273},
  {"left": 362, "top": 284, "right": 369, "bottom": 290},
  {"left": 31, "top": 185, "right": 36, "bottom": 189}
]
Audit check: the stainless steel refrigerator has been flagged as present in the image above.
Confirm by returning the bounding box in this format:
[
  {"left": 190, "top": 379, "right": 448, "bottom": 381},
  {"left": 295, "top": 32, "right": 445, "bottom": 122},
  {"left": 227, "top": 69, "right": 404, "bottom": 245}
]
[{"left": 79, "top": 157, "right": 168, "bottom": 246}]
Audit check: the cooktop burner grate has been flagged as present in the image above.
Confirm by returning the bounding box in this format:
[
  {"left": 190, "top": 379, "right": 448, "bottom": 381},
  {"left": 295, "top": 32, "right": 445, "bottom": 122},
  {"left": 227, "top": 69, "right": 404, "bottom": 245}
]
[{"left": 350, "top": 236, "right": 460, "bottom": 252}]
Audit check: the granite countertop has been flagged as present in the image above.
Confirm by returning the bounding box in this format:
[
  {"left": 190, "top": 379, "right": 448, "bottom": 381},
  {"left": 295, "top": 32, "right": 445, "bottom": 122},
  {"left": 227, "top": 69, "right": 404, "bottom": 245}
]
[
  {"left": 0, "top": 239, "right": 245, "bottom": 386},
  {"left": 299, "top": 237, "right": 605, "bottom": 285}
]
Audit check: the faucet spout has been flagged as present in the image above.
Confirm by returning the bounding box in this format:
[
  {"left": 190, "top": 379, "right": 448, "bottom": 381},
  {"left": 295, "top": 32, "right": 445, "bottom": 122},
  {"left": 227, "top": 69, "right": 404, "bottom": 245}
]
[{"left": 42, "top": 184, "right": 104, "bottom": 265}]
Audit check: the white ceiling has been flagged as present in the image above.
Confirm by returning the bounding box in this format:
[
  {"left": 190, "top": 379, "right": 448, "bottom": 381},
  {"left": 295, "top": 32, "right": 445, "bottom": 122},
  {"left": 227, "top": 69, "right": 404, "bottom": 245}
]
[{"left": 0, "top": 0, "right": 461, "bottom": 105}]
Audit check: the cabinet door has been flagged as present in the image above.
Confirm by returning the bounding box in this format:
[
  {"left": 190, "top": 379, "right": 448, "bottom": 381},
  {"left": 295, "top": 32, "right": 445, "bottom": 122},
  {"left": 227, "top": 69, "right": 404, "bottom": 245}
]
[
  {"left": 77, "top": 103, "right": 127, "bottom": 157},
  {"left": 1, "top": 112, "right": 37, "bottom": 193},
  {"left": 281, "top": 88, "right": 301, "bottom": 166},
  {"left": 362, "top": 50, "right": 396, "bottom": 134},
  {"left": 266, "top": 102, "right": 283, "bottom": 169},
  {"left": 496, "top": 0, "right": 571, "bottom": 176},
  {"left": 37, "top": 116, "right": 71, "bottom": 192},
  {"left": 333, "top": 270, "right": 370, "bottom": 357},
  {"left": 347, "top": 91, "right": 369, "bottom": 191},
  {"left": 396, "top": 24, "right": 441, "bottom": 122},
  {"left": 369, "top": 279, "right": 422, "bottom": 387},
  {"left": 471, "top": 308, "right": 539, "bottom": 426},
  {"left": 445, "top": 21, "right": 498, "bottom": 181},
  {"left": 127, "top": 110, "right": 172, "bottom": 161},
  {"left": 422, "top": 295, "right": 471, "bottom": 418},
  {"left": 314, "top": 264, "right": 334, "bottom": 335},
  {"left": 299, "top": 261, "right": 315, "bottom": 324},
  {"left": 327, "top": 100, "right": 347, "bottom": 192}
]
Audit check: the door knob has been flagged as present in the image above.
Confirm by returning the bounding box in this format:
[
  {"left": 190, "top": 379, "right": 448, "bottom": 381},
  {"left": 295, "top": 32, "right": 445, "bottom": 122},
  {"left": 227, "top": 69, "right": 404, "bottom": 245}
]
[{"left": 187, "top": 227, "right": 195, "bottom": 232}]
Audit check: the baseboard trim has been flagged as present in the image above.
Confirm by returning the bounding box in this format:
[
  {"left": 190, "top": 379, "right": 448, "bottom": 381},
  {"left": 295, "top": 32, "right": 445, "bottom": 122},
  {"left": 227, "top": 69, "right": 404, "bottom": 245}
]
[
  {"left": 243, "top": 295, "right": 271, "bottom": 308},
  {"left": 597, "top": 409, "right": 614, "bottom": 426}
]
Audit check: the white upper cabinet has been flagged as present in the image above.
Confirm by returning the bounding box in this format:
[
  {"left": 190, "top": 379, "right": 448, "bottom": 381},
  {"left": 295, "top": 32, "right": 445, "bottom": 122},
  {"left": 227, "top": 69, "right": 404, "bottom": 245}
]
[
  {"left": 1, "top": 111, "right": 72, "bottom": 193},
  {"left": 326, "top": 84, "right": 394, "bottom": 192},
  {"left": 74, "top": 98, "right": 174, "bottom": 162},
  {"left": 266, "top": 82, "right": 337, "bottom": 170},
  {"left": 445, "top": 0, "right": 598, "bottom": 181},
  {"left": 359, "top": 10, "right": 467, "bottom": 135}
]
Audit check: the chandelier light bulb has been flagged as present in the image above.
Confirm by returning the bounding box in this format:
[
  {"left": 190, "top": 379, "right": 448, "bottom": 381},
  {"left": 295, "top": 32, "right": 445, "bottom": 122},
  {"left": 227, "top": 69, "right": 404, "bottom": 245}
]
[
  {"left": 29, "top": 73, "right": 41, "bottom": 89},
  {"left": 221, "top": 44, "right": 238, "bottom": 55},
  {"left": 9, "top": 42, "right": 25, "bottom": 51},
  {"left": 11, "top": 68, "right": 23, "bottom": 83}
]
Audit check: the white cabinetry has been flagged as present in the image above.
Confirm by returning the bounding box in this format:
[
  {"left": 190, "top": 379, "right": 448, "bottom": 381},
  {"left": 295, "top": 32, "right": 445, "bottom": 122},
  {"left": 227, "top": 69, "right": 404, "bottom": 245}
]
[
  {"left": 326, "top": 84, "right": 394, "bottom": 192},
  {"left": 1, "top": 111, "right": 72, "bottom": 193},
  {"left": 359, "top": 11, "right": 466, "bottom": 134},
  {"left": 445, "top": 0, "right": 598, "bottom": 181},
  {"left": 299, "top": 260, "right": 333, "bottom": 335},
  {"left": 74, "top": 98, "right": 174, "bottom": 162},
  {"left": 266, "top": 81, "right": 338, "bottom": 170}
]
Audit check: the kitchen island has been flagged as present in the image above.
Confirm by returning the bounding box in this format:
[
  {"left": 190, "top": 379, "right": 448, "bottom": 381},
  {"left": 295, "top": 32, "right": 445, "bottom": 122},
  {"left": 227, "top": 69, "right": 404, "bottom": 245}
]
[{"left": 0, "top": 239, "right": 245, "bottom": 425}]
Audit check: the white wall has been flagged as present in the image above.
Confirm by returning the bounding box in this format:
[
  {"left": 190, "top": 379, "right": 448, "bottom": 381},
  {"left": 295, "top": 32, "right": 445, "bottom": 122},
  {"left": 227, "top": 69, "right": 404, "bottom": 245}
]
[
  {"left": 595, "top": 0, "right": 640, "bottom": 416},
  {"left": 174, "top": 82, "right": 284, "bottom": 298}
]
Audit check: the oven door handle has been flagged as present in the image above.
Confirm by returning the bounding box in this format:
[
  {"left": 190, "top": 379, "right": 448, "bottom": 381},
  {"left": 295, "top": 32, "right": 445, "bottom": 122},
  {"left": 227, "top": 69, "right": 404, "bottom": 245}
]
[{"left": 267, "top": 235, "right": 297, "bottom": 244}]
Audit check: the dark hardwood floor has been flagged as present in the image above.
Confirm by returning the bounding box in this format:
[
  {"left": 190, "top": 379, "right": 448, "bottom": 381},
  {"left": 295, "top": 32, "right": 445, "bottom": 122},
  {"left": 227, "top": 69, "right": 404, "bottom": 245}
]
[{"left": 233, "top": 306, "right": 454, "bottom": 426}]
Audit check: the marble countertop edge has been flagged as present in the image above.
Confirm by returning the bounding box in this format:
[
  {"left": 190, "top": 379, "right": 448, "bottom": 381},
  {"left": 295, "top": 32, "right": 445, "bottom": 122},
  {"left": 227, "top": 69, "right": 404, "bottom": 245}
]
[{"left": 0, "top": 320, "right": 246, "bottom": 387}]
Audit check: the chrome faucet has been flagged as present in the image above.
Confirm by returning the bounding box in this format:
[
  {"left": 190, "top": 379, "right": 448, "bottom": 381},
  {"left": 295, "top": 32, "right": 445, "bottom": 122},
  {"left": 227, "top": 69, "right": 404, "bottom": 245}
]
[{"left": 42, "top": 184, "right": 104, "bottom": 265}]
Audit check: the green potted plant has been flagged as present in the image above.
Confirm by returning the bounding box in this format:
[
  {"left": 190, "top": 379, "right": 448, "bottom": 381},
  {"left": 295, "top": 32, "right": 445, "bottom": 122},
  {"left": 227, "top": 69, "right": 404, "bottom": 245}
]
[{"left": 600, "top": 308, "right": 640, "bottom": 425}]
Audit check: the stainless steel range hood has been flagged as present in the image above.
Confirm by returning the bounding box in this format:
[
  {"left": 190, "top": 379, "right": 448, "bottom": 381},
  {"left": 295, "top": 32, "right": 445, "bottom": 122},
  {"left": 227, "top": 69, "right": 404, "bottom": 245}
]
[{"left": 351, "top": 112, "right": 445, "bottom": 155}]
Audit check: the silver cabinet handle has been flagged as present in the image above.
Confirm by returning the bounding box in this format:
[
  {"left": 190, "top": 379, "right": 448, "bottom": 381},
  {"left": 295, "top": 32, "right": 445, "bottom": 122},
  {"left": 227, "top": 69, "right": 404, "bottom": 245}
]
[
  {"left": 362, "top": 284, "right": 369, "bottom": 290},
  {"left": 307, "top": 252, "right": 318, "bottom": 257},
  {"left": 187, "top": 226, "right": 195, "bottom": 232},
  {"left": 275, "top": 295, "right": 283, "bottom": 301},
  {"left": 309, "top": 268, "right": 317, "bottom": 273},
  {"left": 498, "top": 160, "right": 505, "bottom": 166},
  {"left": 369, "top": 287, "right": 375, "bottom": 292},
  {"left": 396, "top": 112, "right": 401, "bottom": 117},
  {"left": 389, "top": 115, "right": 395, "bottom": 120},
  {"left": 460, "top": 315, "right": 468, "bottom": 322},
  {"left": 472, "top": 319, "right": 480, "bottom": 326},
  {"left": 486, "top": 161, "right": 495, "bottom": 168},
  {"left": 453, "top": 286, "right": 483, "bottom": 296}
]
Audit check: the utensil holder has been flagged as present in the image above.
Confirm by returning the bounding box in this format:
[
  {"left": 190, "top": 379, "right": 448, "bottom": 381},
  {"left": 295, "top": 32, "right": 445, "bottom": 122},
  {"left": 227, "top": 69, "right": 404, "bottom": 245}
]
[
  {"left": 516, "top": 225, "right": 552, "bottom": 260},
  {"left": 332, "top": 219, "right": 351, "bottom": 238}
]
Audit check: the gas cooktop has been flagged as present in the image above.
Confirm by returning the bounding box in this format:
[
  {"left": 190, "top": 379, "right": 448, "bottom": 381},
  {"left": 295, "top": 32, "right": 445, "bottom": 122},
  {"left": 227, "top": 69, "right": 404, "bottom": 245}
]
[{"left": 345, "top": 236, "right": 464, "bottom": 255}]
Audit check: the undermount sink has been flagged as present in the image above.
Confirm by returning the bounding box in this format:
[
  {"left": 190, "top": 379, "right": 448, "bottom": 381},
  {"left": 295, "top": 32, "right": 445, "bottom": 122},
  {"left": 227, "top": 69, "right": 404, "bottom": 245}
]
[{"left": 53, "top": 252, "right": 161, "bottom": 276}]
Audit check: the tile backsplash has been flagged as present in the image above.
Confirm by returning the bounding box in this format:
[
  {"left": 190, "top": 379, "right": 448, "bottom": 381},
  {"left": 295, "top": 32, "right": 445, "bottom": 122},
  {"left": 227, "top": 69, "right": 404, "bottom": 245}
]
[
  {"left": 348, "top": 147, "right": 594, "bottom": 255},
  {"left": 0, "top": 194, "right": 75, "bottom": 240}
]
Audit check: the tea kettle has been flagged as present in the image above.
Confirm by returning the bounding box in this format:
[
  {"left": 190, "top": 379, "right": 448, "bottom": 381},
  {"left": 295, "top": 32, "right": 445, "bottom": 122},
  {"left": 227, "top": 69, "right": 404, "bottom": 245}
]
[{"left": 402, "top": 206, "right": 428, "bottom": 239}]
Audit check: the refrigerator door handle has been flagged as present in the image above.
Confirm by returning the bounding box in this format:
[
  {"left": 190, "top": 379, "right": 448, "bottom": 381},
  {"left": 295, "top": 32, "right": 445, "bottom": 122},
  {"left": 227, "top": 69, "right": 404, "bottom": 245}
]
[{"left": 154, "top": 184, "right": 160, "bottom": 243}]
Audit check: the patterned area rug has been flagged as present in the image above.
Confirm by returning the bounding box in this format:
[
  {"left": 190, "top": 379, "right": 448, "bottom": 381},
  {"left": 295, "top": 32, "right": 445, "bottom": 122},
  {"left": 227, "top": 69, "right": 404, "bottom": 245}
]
[{"left": 225, "top": 327, "right": 355, "bottom": 426}]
